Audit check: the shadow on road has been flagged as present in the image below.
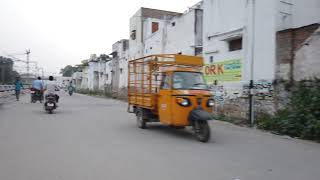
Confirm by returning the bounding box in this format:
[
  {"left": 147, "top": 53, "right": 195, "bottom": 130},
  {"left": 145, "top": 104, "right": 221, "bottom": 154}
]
[
  {"left": 145, "top": 124, "right": 196, "bottom": 141},
  {"left": 30, "top": 108, "right": 62, "bottom": 115}
]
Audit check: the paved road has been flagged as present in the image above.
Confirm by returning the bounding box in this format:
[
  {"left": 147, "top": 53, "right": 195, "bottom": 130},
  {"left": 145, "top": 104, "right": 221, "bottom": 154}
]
[{"left": 1, "top": 93, "right": 320, "bottom": 180}]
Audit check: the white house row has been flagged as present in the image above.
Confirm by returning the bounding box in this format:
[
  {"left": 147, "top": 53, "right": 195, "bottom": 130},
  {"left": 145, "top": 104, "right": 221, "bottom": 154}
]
[
  {"left": 73, "top": 0, "right": 320, "bottom": 97},
  {"left": 72, "top": 40, "right": 129, "bottom": 93}
]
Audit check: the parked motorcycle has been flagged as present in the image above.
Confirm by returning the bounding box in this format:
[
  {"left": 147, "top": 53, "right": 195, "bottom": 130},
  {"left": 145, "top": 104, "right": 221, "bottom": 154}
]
[{"left": 44, "top": 93, "right": 57, "bottom": 114}]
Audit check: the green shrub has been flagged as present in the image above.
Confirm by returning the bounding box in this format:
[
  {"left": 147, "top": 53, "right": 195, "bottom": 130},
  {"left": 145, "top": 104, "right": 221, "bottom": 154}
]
[
  {"left": 257, "top": 79, "right": 320, "bottom": 141},
  {"left": 257, "top": 112, "right": 282, "bottom": 131},
  {"left": 76, "top": 89, "right": 114, "bottom": 98}
]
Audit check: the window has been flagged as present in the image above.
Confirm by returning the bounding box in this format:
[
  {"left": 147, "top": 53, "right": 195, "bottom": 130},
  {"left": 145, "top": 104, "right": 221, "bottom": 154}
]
[
  {"left": 106, "top": 74, "right": 109, "bottom": 80},
  {"left": 122, "top": 40, "right": 128, "bottom": 51},
  {"left": 228, "top": 37, "right": 242, "bottom": 51},
  {"left": 195, "top": 47, "right": 202, "bottom": 56},
  {"left": 130, "top": 30, "right": 136, "bottom": 40},
  {"left": 210, "top": 56, "right": 214, "bottom": 63},
  {"left": 160, "top": 74, "right": 170, "bottom": 89},
  {"left": 120, "top": 68, "right": 123, "bottom": 74},
  {"left": 173, "top": 72, "right": 208, "bottom": 90},
  {"left": 152, "top": 22, "right": 159, "bottom": 33},
  {"left": 171, "top": 22, "right": 176, "bottom": 27}
]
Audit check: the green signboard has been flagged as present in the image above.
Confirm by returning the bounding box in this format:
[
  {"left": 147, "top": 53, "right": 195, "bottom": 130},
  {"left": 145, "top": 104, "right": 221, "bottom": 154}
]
[{"left": 203, "top": 59, "right": 242, "bottom": 83}]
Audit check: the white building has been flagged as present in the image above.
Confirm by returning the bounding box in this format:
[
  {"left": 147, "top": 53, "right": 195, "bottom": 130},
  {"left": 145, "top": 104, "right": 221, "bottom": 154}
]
[
  {"left": 202, "top": 0, "right": 320, "bottom": 89},
  {"left": 72, "top": 71, "right": 83, "bottom": 90},
  {"left": 87, "top": 54, "right": 109, "bottom": 91},
  {"left": 110, "top": 39, "right": 129, "bottom": 89},
  {"left": 129, "top": 3, "right": 204, "bottom": 58},
  {"left": 129, "top": 8, "right": 181, "bottom": 60},
  {"left": 105, "top": 60, "right": 112, "bottom": 86},
  {"left": 80, "top": 61, "right": 89, "bottom": 90},
  {"left": 143, "top": 2, "right": 204, "bottom": 56}
]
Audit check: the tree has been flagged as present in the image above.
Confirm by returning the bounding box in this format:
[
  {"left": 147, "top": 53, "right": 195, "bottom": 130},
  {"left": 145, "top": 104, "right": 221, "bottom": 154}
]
[
  {"left": 60, "top": 65, "right": 77, "bottom": 77},
  {"left": 0, "top": 56, "right": 18, "bottom": 84}
]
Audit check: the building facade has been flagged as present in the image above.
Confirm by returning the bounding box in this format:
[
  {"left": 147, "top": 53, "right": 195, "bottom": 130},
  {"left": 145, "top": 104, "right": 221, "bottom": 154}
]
[
  {"left": 202, "top": 0, "right": 320, "bottom": 118},
  {"left": 129, "top": 8, "right": 181, "bottom": 60},
  {"left": 80, "top": 61, "right": 89, "bottom": 90},
  {"left": 72, "top": 71, "right": 83, "bottom": 90},
  {"left": 72, "top": 0, "right": 320, "bottom": 108},
  {"left": 143, "top": 2, "right": 204, "bottom": 56},
  {"left": 110, "top": 39, "right": 129, "bottom": 90},
  {"left": 203, "top": 0, "right": 320, "bottom": 86},
  {"left": 87, "top": 54, "right": 110, "bottom": 91}
]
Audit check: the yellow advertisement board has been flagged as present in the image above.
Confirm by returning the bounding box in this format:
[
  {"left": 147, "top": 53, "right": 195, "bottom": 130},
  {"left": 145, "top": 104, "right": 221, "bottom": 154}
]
[{"left": 203, "top": 59, "right": 242, "bottom": 84}]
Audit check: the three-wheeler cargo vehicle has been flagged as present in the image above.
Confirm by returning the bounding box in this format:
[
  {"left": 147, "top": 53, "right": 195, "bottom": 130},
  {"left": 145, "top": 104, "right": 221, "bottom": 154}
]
[{"left": 128, "top": 54, "right": 214, "bottom": 142}]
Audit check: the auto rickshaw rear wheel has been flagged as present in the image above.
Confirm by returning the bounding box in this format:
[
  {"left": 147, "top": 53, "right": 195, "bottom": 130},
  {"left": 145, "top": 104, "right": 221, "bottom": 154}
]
[
  {"left": 136, "top": 109, "right": 147, "bottom": 129},
  {"left": 193, "top": 121, "right": 210, "bottom": 142}
]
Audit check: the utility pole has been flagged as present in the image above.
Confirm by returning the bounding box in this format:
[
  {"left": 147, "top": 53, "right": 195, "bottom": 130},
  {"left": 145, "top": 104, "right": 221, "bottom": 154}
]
[
  {"left": 34, "top": 62, "right": 38, "bottom": 76},
  {"left": 249, "top": 0, "right": 256, "bottom": 126},
  {"left": 26, "top": 49, "right": 31, "bottom": 78}
]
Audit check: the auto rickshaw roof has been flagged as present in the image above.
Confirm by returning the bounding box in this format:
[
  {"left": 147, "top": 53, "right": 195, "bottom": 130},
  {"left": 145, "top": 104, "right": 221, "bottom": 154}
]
[
  {"left": 160, "top": 67, "right": 201, "bottom": 73},
  {"left": 129, "top": 54, "right": 204, "bottom": 67}
]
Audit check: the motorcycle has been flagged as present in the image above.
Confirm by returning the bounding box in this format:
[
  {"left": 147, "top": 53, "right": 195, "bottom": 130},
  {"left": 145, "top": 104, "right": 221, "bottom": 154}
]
[
  {"left": 30, "top": 88, "right": 43, "bottom": 103},
  {"left": 68, "top": 86, "right": 74, "bottom": 96},
  {"left": 44, "top": 93, "right": 57, "bottom": 114}
]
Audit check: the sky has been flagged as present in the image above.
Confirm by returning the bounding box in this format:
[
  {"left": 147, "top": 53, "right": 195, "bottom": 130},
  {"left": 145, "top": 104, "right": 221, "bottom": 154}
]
[{"left": 0, "top": 0, "right": 200, "bottom": 75}]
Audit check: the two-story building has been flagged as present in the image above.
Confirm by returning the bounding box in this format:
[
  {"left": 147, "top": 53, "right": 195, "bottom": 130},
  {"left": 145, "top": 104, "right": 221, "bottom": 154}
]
[
  {"left": 203, "top": 0, "right": 320, "bottom": 88},
  {"left": 129, "top": 8, "right": 181, "bottom": 60},
  {"left": 202, "top": 0, "right": 320, "bottom": 118}
]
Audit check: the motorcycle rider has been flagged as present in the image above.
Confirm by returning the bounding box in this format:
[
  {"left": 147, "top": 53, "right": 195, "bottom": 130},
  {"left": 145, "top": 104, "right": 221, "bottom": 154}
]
[
  {"left": 31, "top": 77, "right": 44, "bottom": 101},
  {"left": 67, "top": 81, "right": 74, "bottom": 95},
  {"left": 44, "top": 76, "right": 59, "bottom": 103}
]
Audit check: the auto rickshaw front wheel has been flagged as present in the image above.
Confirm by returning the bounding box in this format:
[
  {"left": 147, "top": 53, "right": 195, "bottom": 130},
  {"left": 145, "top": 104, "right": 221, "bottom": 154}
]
[
  {"left": 193, "top": 121, "right": 210, "bottom": 142},
  {"left": 136, "top": 109, "right": 147, "bottom": 129}
]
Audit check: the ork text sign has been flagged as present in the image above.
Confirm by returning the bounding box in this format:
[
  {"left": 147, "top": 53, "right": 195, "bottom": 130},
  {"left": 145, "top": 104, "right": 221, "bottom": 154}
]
[{"left": 203, "top": 59, "right": 242, "bottom": 83}]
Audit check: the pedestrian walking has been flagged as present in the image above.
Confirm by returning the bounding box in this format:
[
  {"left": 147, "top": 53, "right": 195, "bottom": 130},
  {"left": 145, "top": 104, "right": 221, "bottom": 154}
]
[{"left": 14, "top": 77, "right": 23, "bottom": 101}]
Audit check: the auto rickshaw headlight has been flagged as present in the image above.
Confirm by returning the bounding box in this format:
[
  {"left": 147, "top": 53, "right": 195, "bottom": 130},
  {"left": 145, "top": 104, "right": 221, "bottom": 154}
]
[
  {"left": 207, "top": 99, "right": 215, "bottom": 107},
  {"left": 176, "top": 97, "right": 191, "bottom": 107}
]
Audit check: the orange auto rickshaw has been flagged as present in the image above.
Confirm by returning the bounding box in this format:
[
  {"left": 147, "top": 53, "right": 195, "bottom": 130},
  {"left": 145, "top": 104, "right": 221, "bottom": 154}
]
[{"left": 128, "top": 54, "right": 214, "bottom": 142}]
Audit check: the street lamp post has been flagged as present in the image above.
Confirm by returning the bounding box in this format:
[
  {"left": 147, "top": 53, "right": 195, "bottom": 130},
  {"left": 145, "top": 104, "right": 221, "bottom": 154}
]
[{"left": 249, "top": 0, "right": 256, "bottom": 126}]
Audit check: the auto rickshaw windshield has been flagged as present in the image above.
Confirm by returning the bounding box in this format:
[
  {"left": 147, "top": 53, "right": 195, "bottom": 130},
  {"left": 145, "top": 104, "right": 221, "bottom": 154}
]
[{"left": 173, "top": 72, "right": 208, "bottom": 90}]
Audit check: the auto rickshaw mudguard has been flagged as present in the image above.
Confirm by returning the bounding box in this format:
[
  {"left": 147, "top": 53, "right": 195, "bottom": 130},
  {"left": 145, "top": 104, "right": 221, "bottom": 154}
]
[{"left": 188, "top": 106, "right": 213, "bottom": 122}]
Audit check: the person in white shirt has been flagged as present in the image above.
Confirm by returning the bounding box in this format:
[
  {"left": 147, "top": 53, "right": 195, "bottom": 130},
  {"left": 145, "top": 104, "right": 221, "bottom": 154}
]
[{"left": 45, "top": 76, "right": 59, "bottom": 102}]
